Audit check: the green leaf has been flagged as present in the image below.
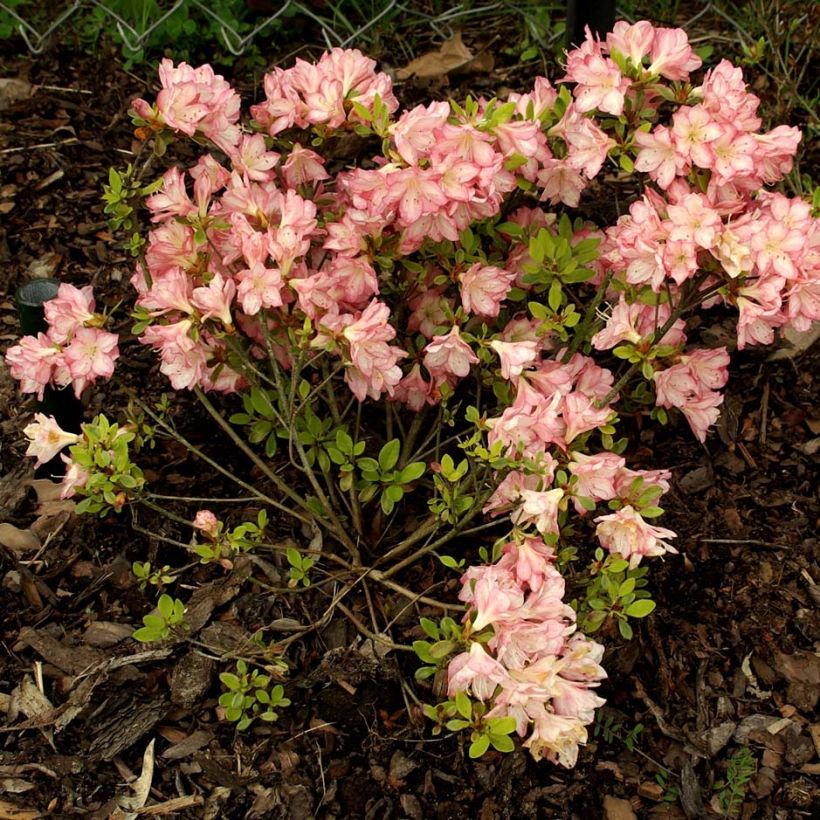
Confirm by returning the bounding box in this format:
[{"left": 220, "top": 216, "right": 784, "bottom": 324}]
[
  {"left": 428, "top": 640, "right": 457, "bottom": 659},
  {"left": 132, "top": 627, "right": 158, "bottom": 643},
  {"left": 626, "top": 599, "right": 656, "bottom": 618},
  {"left": 220, "top": 673, "right": 241, "bottom": 690},
  {"left": 419, "top": 618, "right": 439, "bottom": 640},
  {"left": 619, "top": 578, "right": 636, "bottom": 597},
  {"left": 640, "top": 506, "right": 664, "bottom": 518},
  {"left": 469, "top": 735, "right": 490, "bottom": 758},
  {"left": 378, "top": 439, "right": 401, "bottom": 472},
  {"left": 487, "top": 716, "right": 517, "bottom": 735},
  {"left": 413, "top": 641, "right": 436, "bottom": 664},
  {"left": 446, "top": 718, "right": 471, "bottom": 731},
  {"left": 157, "top": 594, "right": 173, "bottom": 620},
  {"left": 415, "top": 665, "right": 436, "bottom": 681},
  {"left": 250, "top": 387, "right": 276, "bottom": 420},
  {"left": 619, "top": 619, "right": 634, "bottom": 639},
  {"left": 399, "top": 461, "right": 426, "bottom": 483},
  {"left": 490, "top": 733, "right": 515, "bottom": 752},
  {"left": 385, "top": 484, "right": 404, "bottom": 503},
  {"left": 455, "top": 690, "right": 471, "bottom": 720},
  {"left": 548, "top": 279, "right": 562, "bottom": 312}
]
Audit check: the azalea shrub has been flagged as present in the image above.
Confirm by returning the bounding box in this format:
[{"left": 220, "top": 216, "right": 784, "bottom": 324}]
[{"left": 7, "top": 21, "right": 819, "bottom": 766}]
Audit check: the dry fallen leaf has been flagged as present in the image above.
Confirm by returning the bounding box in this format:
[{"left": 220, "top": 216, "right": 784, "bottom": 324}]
[
  {"left": 0, "top": 797, "right": 41, "bottom": 819},
  {"left": 117, "top": 739, "right": 155, "bottom": 819},
  {"left": 396, "top": 32, "right": 492, "bottom": 80},
  {"left": 82, "top": 621, "right": 134, "bottom": 648},
  {"left": 28, "top": 479, "right": 75, "bottom": 517},
  {"left": 0, "top": 78, "right": 34, "bottom": 111},
  {"left": 0, "top": 524, "right": 40, "bottom": 556}
]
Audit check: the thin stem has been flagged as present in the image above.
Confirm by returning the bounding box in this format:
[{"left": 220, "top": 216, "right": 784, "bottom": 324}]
[
  {"left": 133, "top": 396, "right": 312, "bottom": 528},
  {"left": 146, "top": 493, "right": 255, "bottom": 503},
  {"left": 335, "top": 601, "right": 413, "bottom": 652},
  {"left": 193, "top": 387, "right": 317, "bottom": 517},
  {"left": 399, "top": 409, "right": 427, "bottom": 468},
  {"left": 368, "top": 571, "right": 466, "bottom": 612},
  {"left": 138, "top": 497, "right": 195, "bottom": 527},
  {"left": 378, "top": 516, "right": 499, "bottom": 580},
  {"left": 562, "top": 268, "right": 614, "bottom": 362}
]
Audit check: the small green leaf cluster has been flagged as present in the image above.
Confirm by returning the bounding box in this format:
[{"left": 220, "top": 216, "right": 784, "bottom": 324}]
[
  {"left": 231, "top": 385, "right": 337, "bottom": 466},
  {"left": 579, "top": 550, "right": 655, "bottom": 639},
  {"left": 413, "top": 616, "right": 467, "bottom": 681},
  {"left": 351, "top": 93, "right": 392, "bottom": 138},
  {"left": 428, "top": 453, "right": 473, "bottom": 525},
  {"left": 714, "top": 746, "right": 756, "bottom": 819},
  {"left": 132, "top": 561, "right": 173, "bottom": 592},
  {"left": 356, "top": 438, "right": 426, "bottom": 515},
  {"left": 68, "top": 415, "right": 144, "bottom": 516},
  {"left": 423, "top": 691, "right": 518, "bottom": 758},
  {"left": 103, "top": 165, "right": 163, "bottom": 256},
  {"left": 326, "top": 428, "right": 366, "bottom": 491},
  {"left": 132, "top": 594, "right": 187, "bottom": 643},
  {"left": 218, "top": 659, "right": 291, "bottom": 731},
  {"left": 194, "top": 510, "right": 267, "bottom": 565},
  {"left": 285, "top": 546, "right": 315, "bottom": 587},
  {"left": 594, "top": 709, "right": 644, "bottom": 752}
]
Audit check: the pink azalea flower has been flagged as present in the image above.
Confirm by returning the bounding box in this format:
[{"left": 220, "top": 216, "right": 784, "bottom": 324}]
[
  {"left": 562, "top": 392, "right": 612, "bottom": 443},
  {"left": 422, "top": 326, "right": 479, "bottom": 382},
  {"left": 569, "top": 451, "right": 625, "bottom": 504},
  {"left": 647, "top": 27, "right": 701, "bottom": 80},
  {"left": 594, "top": 505, "right": 678, "bottom": 568},
  {"left": 447, "top": 643, "right": 510, "bottom": 701},
  {"left": 489, "top": 339, "right": 540, "bottom": 380},
  {"left": 634, "top": 126, "right": 688, "bottom": 188},
  {"left": 23, "top": 413, "right": 79, "bottom": 467},
  {"left": 60, "top": 454, "right": 89, "bottom": 499},
  {"left": 192, "top": 273, "right": 237, "bottom": 328},
  {"left": 43, "top": 283, "right": 96, "bottom": 344},
  {"left": 193, "top": 509, "right": 220, "bottom": 539},
  {"left": 459, "top": 564, "right": 525, "bottom": 631},
  {"left": 460, "top": 264, "right": 516, "bottom": 318},
  {"left": 607, "top": 20, "right": 655, "bottom": 66},
  {"left": 4, "top": 333, "right": 60, "bottom": 399},
  {"left": 281, "top": 143, "right": 329, "bottom": 188},
  {"left": 513, "top": 488, "right": 564, "bottom": 536},
  {"left": 62, "top": 327, "right": 120, "bottom": 397}
]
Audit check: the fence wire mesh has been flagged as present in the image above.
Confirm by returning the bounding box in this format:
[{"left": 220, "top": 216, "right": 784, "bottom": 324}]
[{"left": 0, "top": 0, "right": 560, "bottom": 58}]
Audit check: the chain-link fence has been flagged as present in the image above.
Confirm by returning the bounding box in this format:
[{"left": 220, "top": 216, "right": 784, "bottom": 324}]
[{"left": 0, "top": 0, "right": 564, "bottom": 58}]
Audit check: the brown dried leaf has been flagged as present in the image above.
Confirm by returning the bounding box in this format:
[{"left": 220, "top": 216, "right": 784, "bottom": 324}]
[
  {"left": 603, "top": 795, "right": 638, "bottom": 820},
  {"left": 161, "top": 729, "right": 212, "bottom": 760},
  {"left": 26, "top": 480, "right": 76, "bottom": 526},
  {"left": 0, "top": 524, "right": 40, "bottom": 555},
  {"left": 82, "top": 621, "right": 134, "bottom": 648},
  {"left": 396, "top": 32, "right": 474, "bottom": 79},
  {"left": 0, "top": 78, "right": 34, "bottom": 111},
  {"left": 0, "top": 798, "right": 41, "bottom": 819},
  {"left": 117, "top": 739, "right": 155, "bottom": 818}
]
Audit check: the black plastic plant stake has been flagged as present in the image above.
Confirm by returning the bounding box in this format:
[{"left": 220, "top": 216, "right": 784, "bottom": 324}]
[
  {"left": 566, "top": 0, "right": 616, "bottom": 48},
  {"left": 15, "top": 278, "right": 84, "bottom": 477}
]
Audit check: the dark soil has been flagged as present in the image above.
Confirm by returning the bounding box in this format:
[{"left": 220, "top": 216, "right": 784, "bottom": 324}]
[{"left": 1, "top": 18, "right": 818, "bottom": 820}]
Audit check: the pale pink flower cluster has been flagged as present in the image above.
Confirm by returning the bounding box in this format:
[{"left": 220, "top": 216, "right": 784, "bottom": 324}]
[
  {"left": 451, "top": 541, "right": 606, "bottom": 767},
  {"left": 635, "top": 60, "right": 800, "bottom": 192},
  {"left": 20, "top": 412, "right": 89, "bottom": 497},
  {"left": 564, "top": 22, "right": 701, "bottom": 118},
  {"left": 653, "top": 347, "right": 730, "bottom": 441},
  {"left": 251, "top": 48, "right": 398, "bottom": 135},
  {"left": 132, "top": 60, "right": 242, "bottom": 153},
  {"left": 486, "top": 352, "right": 616, "bottom": 455},
  {"left": 6, "top": 283, "right": 119, "bottom": 399}
]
